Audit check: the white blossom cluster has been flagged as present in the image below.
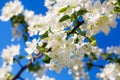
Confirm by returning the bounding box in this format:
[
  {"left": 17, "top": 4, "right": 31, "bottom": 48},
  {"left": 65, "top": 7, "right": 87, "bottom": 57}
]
[
  {"left": 82, "top": 0, "right": 117, "bottom": 36},
  {"left": 0, "top": 0, "right": 23, "bottom": 21},
  {"left": 0, "top": 44, "right": 20, "bottom": 79},
  {"left": 1, "top": 44, "right": 20, "bottom": 65},
  {"left": 43, "top": 31, "right": 102, "bottom": 80},
  {"left": 97, "top": 63, "right": 120, "bottom": 80},
  {"left": 0, "top": 0, "right": 120, "bottom": 80},
  {"left": 107, "top": 46, "right": 120, "bottom": 54},
  {"left": 0, "top": 64, "right": 12, "bottom": 80}
]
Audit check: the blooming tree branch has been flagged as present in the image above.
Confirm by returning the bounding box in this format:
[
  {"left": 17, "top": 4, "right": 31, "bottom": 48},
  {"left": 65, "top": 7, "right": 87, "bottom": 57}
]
[
  {"left": 12, "top": 53, "right": 44, "bottom": 80},
  {"left": 0, "top": 0, "right": 120, "bottom": 80}
]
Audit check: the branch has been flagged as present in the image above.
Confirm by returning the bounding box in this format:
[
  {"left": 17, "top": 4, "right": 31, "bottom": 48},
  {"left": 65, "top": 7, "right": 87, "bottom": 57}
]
[
  {"left": 12, "top": 54, "right": 43, "bottom": 80},
  {"left": 87, "top": 63, "right": 104, "bottom": 68},
  {"left": 17, "top": 59, "right": 23, "bottom": 68},
  {"left": 67, "top": 20, "right": 84, "bottom": 35},
  {"left": 19, "top": 76, "right": 24, "bottom": 80}
]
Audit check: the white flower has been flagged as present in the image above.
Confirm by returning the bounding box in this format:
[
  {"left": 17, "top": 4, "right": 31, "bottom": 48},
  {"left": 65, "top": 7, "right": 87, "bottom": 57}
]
[
  {"left": 25, "top": 39, "right": 39, "bottom": 59},
  {"left": 83, "top": 0, "right": 117, "bottom": 36},
  {"left": 23, "top": 10, "right": 48, "bottom": 36},
  {"left": 0, "top": 64, "right": 12, "bottom": 80},
  {"left": 25, "top": 39, "right": 37, "bottom": 54},
  {"left": 97, "top": 63, "right": 120, "bottom": 80},
  {"left": 0, "top": 0, "right": 23, "bottom": 21},
  {"left": 107, "top": 46, "right": 120, "bottom": 54},
  {"left": 1, "top": 44, "right": 20, "bottom": 65}
]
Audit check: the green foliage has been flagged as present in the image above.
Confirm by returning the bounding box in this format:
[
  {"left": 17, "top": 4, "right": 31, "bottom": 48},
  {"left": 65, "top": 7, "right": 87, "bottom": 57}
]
[
  {"left": 90, "top": 52, "right": 98, "bottom": 60},
  {"left": 113, "top": 6, "right": 120, "bottom": 13},
  {"left": 70, "top": 12, "right": 76, "bottom": 21},
  {"left": 84, "top": 54, "right": 89, "bottom": 58},
  {"left": 41, "top": 30, "right": 49, "bottom": 39},
  {"left": 74, "top": 37, "right": 79, "bottom": 44},
  {"left": 76, "top": 9, "right": 88, "bottom": 16},
  {"left": 10, "top": 14, "right": 29, "bottom": 42},
  {"left": 112, "top": 1, "right": 120, "bottom": 13},
  {"left": 18, "top": 55, "right": 25, "bottom": 60},
  {"left": 118, "top": 0, "right": 120, "bottom": 4},
  {"left": 23, "top": 34, "right": 28, "bottom": 42},
  {"left": 87, "top": 36, "right": 97, "bottom": 46},
  {"left": 28, "top": 62, "right": 41, "bottom": 72},
  {"left": 101, "top": 53, "right": 111, "bottom": 60},
  {"left": 10, "top": 14, "right": 25, "bottom": 27},
  {"left": 87, "top": 60, "right": 93, "bottom": 70},
  {"left": 42, "top": 55, "right": 51, "bottom": 63},
  {"left": 13, "top": 55, "right": 25, "bottom": 62},
  {"left": 59, "top": 15, "right": 70, "bottom": 22},
  {"left": 70, "top": 9, "right": 87, "bottom": 22},
  {"left": 59, "top": 6, "right": 69, "bottom": 13},
  {"left": 6, "top": 73, "right": 13, "bottom": 80}
]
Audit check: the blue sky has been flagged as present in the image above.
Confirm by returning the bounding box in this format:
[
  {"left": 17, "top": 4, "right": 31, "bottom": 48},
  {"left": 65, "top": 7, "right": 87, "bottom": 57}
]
[{"left": 0, "top": 0, "right": 120, "bottom": 80}]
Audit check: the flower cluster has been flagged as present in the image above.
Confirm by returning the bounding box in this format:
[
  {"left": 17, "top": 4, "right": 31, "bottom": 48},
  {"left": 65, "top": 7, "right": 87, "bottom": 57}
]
[
  {"left": 82, "top": 0, "right": 117, "bottom": 36},
  {"left": 97, "top": 63, "right": 120, "bottom": 80},
  {"left": 0, "top": 0, "right": 23, "bottom": 21},
  {"left": 107, "top": 45, "right": 120, "bottom": 54},
  {"left": 0, "top": 0, "right": 120, "bottom": 80},
  {"left": 0, "top": 64, "right": 12, "bottom": 80},
  {"left": 0, "top": 44, "right": 20, "bottom": 79},
  {"left": 1, "top": 44, "right": 20, "bottom": 65}
]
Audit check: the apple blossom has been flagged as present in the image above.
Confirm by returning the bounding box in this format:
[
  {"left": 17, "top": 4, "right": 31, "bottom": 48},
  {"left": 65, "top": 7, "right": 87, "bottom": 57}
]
[
  {"left": 1, "top": 44, "right": 20, "bottom": 65},
  {"left": 97, "top": 63, "right": 120, "bottom": 80},
  {"left": 0, "top": 0, "right": 120, "bottom": 80},
  {"left": 0, "top": 0, "right": 23, "bottom": 21}
]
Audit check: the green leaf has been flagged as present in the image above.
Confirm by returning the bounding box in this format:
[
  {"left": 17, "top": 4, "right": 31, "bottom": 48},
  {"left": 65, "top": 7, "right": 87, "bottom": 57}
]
[
  {"left": 87, "top": 63, "right": 93, "bottom": 70},
  {"left": 10, "top": 14, "right": 25, "bottom": 27},
  {"left": 59, "top": 15, "right": 70, "bottom": 22},
  {"left": 13, "top": 55, "right": 25, "bottom": 62},
  {"left": 106, "top": 57, "right": 113, "bottom": 61},
  {"left": 87, "top": 60, "right": 93, "bottom": 70},
  {"left": 70, "top": 13, "right": 76, "bottom": 21},
  {"left": 84, "top": 54, "right": 89, "bottom": 58},
  {"left": 18, "top": 55, "right": 25, "bottom": 60},
  {"left": 77, "top": 8, "right": 88, "bottom": 16},
  {"left": 118, "top": 0, "right": 120, "bottom": 3},
  {"left": 114, "top": 7, "right": 120, "bottom": 13},
  {"left": 42, "top": 42, "right": 47, "bottom": 48},
  {"left": 59, "top": 6, "right": 69, "bottom": 13},
  {"left": 112, "top": 1, "right": 120, "bottom": 13},
  {"left": 23, "top": 34, "right": 28, "bottom": 42},
  {"left": 74, "top": 37, "right": 79, "bottom": 44},
  {"left": 101, "top": 53, "right": 111, "bottom": 59},
  {"left": 42, "top": 55, "right": 51, "bottom": 63},
  {"left": 6, "top": 73, "right": 13, "bottom": 80},
  {"left": 87, "top": 36, "right": 97, "bottom": 46},
  {"left": 28, "top": 62, "right": 41, "bottom": 72},
  {"left": 13, "top": 58, "right": 17, "bottom": 62},
  {"left": 102, "top": 53, "right": 111, "bottom": 57},
  {"left": 91, "top": 52, "right": 97, "bottom": 60},
  {"left": 91, "top": 40, "right": 97, "bottom": 46},
  {"left": 41, "top": 30, "right": 48, "bottom": 39}
]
